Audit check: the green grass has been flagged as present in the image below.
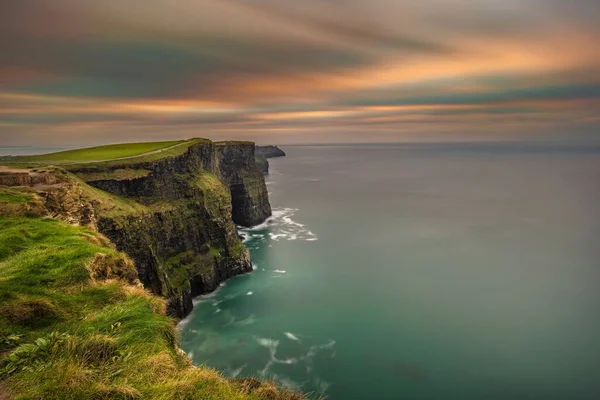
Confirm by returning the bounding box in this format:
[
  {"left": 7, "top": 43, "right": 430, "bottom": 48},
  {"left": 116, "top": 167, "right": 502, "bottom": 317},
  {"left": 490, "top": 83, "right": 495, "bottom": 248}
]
[
  {"left": 0, "top": 188, "right": 34, "bottom": 204},
  {"left": 0, "top": 187, "right": 44, "bottom": 218},
  {"left": 13, "top": 141, "right": 183, "bottom": 164},
  {"left": 0, "top": 215, "right": 305, "bottom": 400},
  {"left": 68, "top": 139, "right": 210, "bottom": 169},
  {"left": 4, "top": 139, "right": 215, "bottom": 169}
]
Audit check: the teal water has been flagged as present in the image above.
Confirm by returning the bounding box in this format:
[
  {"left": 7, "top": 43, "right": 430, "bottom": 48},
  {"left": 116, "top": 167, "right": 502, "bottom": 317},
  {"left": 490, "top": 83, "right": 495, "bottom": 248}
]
[{"left": 180, "top": 143, "right": 600, "bottom": 399}]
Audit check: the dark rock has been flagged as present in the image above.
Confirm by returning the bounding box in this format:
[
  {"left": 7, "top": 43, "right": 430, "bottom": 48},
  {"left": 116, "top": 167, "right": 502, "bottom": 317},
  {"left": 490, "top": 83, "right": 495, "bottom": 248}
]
[{"left": 256, "top": 145, "right": 286, "bottom": 158}]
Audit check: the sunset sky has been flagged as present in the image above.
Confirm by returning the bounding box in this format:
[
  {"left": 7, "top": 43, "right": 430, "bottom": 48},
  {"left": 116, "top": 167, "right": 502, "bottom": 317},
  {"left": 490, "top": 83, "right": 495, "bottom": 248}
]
[{"left": 1, "top": 0, "right": 599, "bottom": 145}]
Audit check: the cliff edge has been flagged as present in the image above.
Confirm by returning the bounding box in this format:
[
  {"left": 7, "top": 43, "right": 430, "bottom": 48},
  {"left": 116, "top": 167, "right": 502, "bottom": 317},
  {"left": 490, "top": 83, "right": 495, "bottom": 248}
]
[
  {"left": 0, "top": 138, "right": 271, "bottom": 318},
  {"left": 0, "top": 186, "right": 304, "bottom": 399}
]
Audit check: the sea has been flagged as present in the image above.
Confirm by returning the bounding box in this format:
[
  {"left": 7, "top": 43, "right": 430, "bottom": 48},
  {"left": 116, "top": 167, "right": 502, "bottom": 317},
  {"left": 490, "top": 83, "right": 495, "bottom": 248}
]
[{"left": 179, "top": 142, "right": 600, "bottom": 399}]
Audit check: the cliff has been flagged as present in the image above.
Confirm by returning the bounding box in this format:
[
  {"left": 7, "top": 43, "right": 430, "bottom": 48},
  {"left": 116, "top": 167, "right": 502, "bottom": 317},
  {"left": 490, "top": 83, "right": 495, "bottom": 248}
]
[
  {"left": 0, "top": 189, "right": 304, "bottom": 399},
  {"left": 0, "top": 139, "right": 271, "bottom": 318},
  {"left": 256, "top": 145, "right": 286, "bottom": 158}
]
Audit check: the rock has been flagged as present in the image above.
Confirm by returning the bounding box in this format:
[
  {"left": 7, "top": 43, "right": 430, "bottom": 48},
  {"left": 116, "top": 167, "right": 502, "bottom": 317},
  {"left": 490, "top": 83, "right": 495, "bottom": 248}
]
[
  {"left": 0, "top": 139, "right": 272, "bottom": 318},
  {"left": 256, "top": 145, "right": 286, "bottom": 158},
  {"left": 216, "top": 142, "right": 272, "bottom": 226}
]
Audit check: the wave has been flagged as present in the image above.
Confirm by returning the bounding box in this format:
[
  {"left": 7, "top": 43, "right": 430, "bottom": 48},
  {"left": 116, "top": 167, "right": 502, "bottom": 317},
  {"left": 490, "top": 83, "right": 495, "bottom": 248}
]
[
  {"left": 230, "top": 364, "right": 247, "bottom": 378},
  {"left": 284, "top": 332, "right": 300, "bottom": 342},
  {"left": 240, "top": 207, "right": 318, "bottom": 242}
]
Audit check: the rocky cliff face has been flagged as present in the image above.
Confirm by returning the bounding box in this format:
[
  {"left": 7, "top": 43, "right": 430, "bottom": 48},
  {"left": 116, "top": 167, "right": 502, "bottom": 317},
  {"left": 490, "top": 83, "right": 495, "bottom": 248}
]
[
  {"left": 0, "top": 139, "right": 271, "bottom": 318},
  {"left": 215, "top": 142, "right": 271, "bottom": 226}
]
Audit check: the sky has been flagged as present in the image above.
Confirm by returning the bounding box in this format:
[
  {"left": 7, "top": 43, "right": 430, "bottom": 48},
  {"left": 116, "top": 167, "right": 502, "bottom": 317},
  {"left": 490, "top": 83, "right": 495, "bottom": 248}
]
[{"left": 1, "top": 0, "right": 599, "bottom": 146}]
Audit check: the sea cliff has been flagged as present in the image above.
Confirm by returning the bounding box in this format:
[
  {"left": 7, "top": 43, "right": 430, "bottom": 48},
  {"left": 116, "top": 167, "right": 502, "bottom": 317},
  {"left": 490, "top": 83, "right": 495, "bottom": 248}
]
[
  {"left": 0, "top": 139, "right": 271, "bottom": 318},
  {"left": 255, "top": 145, "right": 286, "bottom": 174},
  {"left": 0, "top": 188, "right": 302, "bottom": 399}
]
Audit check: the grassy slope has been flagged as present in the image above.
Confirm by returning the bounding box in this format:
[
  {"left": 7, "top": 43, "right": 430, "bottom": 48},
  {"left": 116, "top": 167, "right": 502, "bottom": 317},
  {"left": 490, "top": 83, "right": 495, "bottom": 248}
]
[
  {"left": 0, "top": 190, "right": 304, "bottom": 400},
  {"left": 3, "top": 139, "right": 213, "bottom": 169},
  {"left": 13, "top": 141, "right": 183, "bottom": 164}
]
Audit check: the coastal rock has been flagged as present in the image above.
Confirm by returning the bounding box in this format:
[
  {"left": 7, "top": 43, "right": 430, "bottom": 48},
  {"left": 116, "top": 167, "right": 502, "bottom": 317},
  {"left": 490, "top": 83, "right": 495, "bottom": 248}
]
[
  {"left": 256, "top": 145, "right": 286, "bottom": 158},
  {"left": 255, "top": 145, "right": 286, "bottom": 175},
  {"left": 216, "top": 142, "right": 272, "bottom": 226},
  {"left": 0, "top": 139, "right": 271, "bottom": 318}
]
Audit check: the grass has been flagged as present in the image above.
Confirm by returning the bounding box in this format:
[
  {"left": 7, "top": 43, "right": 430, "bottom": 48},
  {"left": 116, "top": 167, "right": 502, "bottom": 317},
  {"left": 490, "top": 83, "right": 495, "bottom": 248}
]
[
  {"left": 0, "top": 188, "right": 34, "bottom": 204},
  {"left": 0, "top": 187, "right": 44, "bottom": 218},
  {"left": 12, "top": 141, "right": 183, "bottom": 164},
  {"left": 3, "top": 139, "right": 213, "bottom": 169},
  {"left": 0, "top": 215, "right": 306, "bottom": 400}
]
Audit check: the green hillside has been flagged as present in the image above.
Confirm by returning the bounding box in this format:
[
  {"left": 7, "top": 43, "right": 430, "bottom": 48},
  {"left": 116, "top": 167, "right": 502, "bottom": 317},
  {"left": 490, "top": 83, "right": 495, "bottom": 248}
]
[
  {"left": 0, "top": 187, "right": 304, "bottom": 400},
  {"left": 2, "top": 139, "right": 216, "bottom": 168}
]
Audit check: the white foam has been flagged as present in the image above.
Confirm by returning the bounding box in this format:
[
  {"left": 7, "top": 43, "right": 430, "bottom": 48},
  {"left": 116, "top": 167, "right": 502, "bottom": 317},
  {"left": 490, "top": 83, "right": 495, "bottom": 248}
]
[
  {"left": 177, "top": 314, "right": 193, "bottom": 329},
  {"left": 255, "top": 337, "right": 279, "bottom": 349},
  {"left": 315, "top": 378, "right": 331, "bottom": 395},
  {"left": 284, "top": 332, "right": 300, "bottom": 342},
  {"left": 276, "top": 357, "right": 298, "bottom": 365},
  {"left": 273, "top": 270, "right": 287, "bottom": 274},
  {"left": 230, "top": 364, "right": 247, "bottom": 378},
  {"left": 239, "top": 207, "right": 317, "bottom": 242},
  {"left": 279, "top": 377, "right": 302, "bottom": 390},
  {"left": 246, "top": 291, "right": 253, "bottom": 296}
]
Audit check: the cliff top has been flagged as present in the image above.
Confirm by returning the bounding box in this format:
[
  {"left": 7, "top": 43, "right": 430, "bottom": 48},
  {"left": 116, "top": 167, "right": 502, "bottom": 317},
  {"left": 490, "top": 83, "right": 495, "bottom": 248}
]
[{"left": 0, "top": 138, "right": 214, "bottom": 168}]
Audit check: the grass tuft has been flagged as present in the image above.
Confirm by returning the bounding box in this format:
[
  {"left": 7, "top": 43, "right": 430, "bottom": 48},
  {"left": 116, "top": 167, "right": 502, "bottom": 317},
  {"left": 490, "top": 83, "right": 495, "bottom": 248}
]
[
  {"left": 0, "top": 298, "right": 64, "bottom": 327},
  {"left": 87, "top": 253, "right": 139, "bottom": 285}
]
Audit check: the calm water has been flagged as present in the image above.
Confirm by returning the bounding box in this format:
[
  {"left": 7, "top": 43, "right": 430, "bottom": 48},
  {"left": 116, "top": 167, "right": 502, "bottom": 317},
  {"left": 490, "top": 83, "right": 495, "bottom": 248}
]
[{"left": 180, "top": 143, "right": 600, "bottom": 399}]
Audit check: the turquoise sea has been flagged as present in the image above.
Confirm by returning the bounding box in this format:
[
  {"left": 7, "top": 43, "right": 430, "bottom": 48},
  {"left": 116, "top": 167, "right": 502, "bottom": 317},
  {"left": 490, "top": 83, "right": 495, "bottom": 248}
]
[{"left": 180, "top": 143, "right": 600, "bottom": 399}]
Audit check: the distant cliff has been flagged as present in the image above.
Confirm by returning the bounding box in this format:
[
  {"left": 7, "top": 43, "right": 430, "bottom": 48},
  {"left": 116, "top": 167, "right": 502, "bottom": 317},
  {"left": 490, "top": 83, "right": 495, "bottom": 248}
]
[
  {"left": 255, "top": 145, "right": 286, "bottom": 174},
  {"left": 256, "top": 145, "right": 286, "bottom": 158},
  {"left": 0, "top": 139, "right": 271, "bottom": 318}
]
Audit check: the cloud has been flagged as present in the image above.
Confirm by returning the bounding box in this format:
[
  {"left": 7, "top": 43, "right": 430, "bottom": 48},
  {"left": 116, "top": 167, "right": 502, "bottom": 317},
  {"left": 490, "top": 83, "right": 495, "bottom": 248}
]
[{"left": 0, "top": 0, "right": 599, "bottom": 144}]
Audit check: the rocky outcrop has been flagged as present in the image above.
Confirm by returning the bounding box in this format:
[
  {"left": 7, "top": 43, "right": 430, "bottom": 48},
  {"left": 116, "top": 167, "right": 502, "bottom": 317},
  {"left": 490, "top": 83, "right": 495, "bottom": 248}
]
[
  {"left": 255, "top": 145, "right": 286, "bottom": 175},
  {"left": 0, "top": 167, "right": 58, "bottom": 187},
  {"left": 256, "top": 145, "right": 286, "bottom": 158},
  {"left": 0, "top": 139, "right": 272, "bottom": 318}
]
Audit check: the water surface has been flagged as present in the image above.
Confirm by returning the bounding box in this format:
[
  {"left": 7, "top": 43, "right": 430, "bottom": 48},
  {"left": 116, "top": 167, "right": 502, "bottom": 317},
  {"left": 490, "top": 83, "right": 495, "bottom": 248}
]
[{"left": 181, "top": 143, "right": 600, "bottom": 399}]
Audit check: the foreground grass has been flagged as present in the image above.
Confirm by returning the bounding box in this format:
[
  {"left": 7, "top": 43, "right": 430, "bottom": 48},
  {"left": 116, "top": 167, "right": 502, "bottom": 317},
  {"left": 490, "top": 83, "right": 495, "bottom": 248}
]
[{"left": 0, "top": 214, "right": 304, "bottom": 399}]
